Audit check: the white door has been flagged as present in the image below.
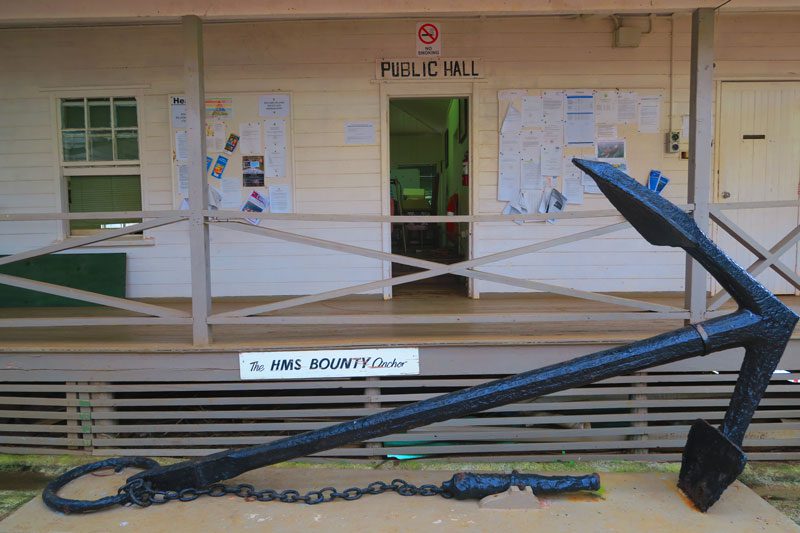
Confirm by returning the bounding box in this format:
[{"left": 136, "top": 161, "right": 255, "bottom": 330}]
[{"left": 714, "top": 81, "right": 800, "bottom": 295}]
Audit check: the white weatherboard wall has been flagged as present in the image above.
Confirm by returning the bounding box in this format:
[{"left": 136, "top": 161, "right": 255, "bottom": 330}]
[{"left": 0, "top": 14, "right": 798, "bottom": 298}]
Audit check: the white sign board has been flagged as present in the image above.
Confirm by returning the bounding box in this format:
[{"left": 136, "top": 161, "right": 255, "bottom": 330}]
[
  {"left": 416, "top": 22, "right": 441, "bottom": 57},
  {"left": 344, "top": 121, "right": 376, "bottom": 145},
  {"left": 170, "top": 96, "right": 187, "bottom": 128},
  {"left": 239, "top": 348, "right": 420, "bottom": 380}
]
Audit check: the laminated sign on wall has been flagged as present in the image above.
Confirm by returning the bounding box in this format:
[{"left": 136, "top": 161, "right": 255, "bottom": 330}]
[
  {"left": 240, "top": 348, "right": 420, "bottom": 380},
  {"left": 416, "top": 22, "right": 441, "bottom": 57}
]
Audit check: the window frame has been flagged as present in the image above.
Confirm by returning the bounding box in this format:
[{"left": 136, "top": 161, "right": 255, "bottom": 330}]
[
  {"left": 59, "top": 96, "right": 141, "bottom": 165},
  {"left": 54, "top": 92, "right": 147, "bottom": 240}
]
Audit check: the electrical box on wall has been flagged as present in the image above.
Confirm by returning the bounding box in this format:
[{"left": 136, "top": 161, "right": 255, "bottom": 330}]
[{"left": 666, "top": 131, "right": 681, "bottom": 153}]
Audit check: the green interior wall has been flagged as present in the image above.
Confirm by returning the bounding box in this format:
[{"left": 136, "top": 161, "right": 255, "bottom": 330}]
[
  {"left": 0, "top": 253, "right": 127, "bottom": 307},
  {"left": 389, "top": 97, "right": 469, "bottom": 251}
]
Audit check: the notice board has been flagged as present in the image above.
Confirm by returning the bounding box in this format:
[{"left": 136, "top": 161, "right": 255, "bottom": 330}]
[{"left": 168, "top": 92, "right": 295, "bottom": 215}]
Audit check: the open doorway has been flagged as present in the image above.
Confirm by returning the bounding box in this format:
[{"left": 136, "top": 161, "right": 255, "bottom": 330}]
[{"left": 389, "top": 97, "right": 469, "bottom": 296}]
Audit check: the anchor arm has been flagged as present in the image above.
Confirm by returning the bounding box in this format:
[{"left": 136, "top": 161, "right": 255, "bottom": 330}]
[{"left": 572, "top": 158, "right": 799, "bottom": 511}]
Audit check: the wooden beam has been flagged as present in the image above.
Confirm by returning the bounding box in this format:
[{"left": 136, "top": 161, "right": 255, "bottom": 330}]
[
  {"left": 183, "top": 15, "right": 212, "bottom": 346},
  {"left": 208, "top": 311, "right": 688, "bottom": 325},
  {"left": 0, "top": 210, "right": 186, "bottom": 222},
  {"left": 684, "top": 7, "right": 715, "bottom": 324},
  {"left": 0, "top": 216, "right": 183, "bottom": 267},
  {"left": 714, "top": 200, "right": 800, "bottom": 211},
  {"left": 708, "top": 220, "right": 800, "bottom": 310},
  {"left": 0, "top": 273, "right": 190, "bottom": 318},
  {"left": 0, "top": 317, "right": 192, "bottom": 328},
  {"left": 469, "top": 270, "right": 686, "bottom": 313}
]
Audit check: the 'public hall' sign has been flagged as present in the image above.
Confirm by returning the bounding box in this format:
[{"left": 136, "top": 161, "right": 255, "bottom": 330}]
[{"left": 376, "top": 58, "right": 483, "bottom": 80}]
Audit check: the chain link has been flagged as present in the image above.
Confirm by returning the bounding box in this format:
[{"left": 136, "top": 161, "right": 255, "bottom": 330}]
[{"left": 118, "top": 477, "right": 452, "bottom": 508}]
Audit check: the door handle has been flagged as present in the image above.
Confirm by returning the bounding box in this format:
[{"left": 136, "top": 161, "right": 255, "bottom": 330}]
[{"left": 721, "top": 191, "right": 731, "bottom": 199}]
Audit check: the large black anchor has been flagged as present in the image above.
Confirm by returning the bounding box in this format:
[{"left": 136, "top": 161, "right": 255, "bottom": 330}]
[{"left": 43, "top": 159, "right": 797, "bottom": 514}]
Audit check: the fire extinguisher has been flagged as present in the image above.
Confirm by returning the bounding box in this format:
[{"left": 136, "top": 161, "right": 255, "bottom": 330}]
[{"left": 461, "top": 151, "right": 469, "bottom": 186}]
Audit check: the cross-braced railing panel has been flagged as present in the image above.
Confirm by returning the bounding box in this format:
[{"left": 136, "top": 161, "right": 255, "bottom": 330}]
[
  {"left": 0, "top": 213, "right": 189, "bottom": 326},
  {"left": 708, "top": 202, "right": 800, "bottom": 311},
  {"left": 208, "top": 207, "right": 691, "bottom": 323}
]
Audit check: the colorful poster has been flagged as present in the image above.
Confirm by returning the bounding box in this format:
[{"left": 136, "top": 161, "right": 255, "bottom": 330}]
[
  {"left": 242, "top": 156, "right": 265, "bottom": 187},
  {"left": 211, "top": 154, "right": 229, "bottom": 179},
  {"left": 223, "top": 133, "right": 240, "bottom": 154},
  {"left": 205, "top": 97, "right": 233, "bottom": 119},
  {"left": 241, "top": 190, "right": 269, "bottom": 225}
]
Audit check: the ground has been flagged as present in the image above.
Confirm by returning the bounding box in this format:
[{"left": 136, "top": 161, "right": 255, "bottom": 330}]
[{"left": 0, "top": 455, "right": 798, "bottom": 525}]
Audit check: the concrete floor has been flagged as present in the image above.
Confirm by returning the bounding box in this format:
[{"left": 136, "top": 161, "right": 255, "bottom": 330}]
[{"left": 2, "top": 467, "right": 798, "bottom": 532}]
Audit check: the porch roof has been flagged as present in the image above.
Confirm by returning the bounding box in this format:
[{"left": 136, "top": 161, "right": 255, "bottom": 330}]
[{"left": 2, "top": 0, "right": 800, "bottom": 28}]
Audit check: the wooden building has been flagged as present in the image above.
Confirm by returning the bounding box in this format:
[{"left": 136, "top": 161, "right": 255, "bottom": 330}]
[{"left": 0, "top": 1, "right": 798, "bottom": 460}]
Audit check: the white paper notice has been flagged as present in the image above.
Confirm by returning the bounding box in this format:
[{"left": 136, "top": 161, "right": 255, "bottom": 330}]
[
  {"left": 171, "top": 96, "right": 187, "bottom": 128},
  {"left": 501, "top": 104, "right": 522, "bottom": 134},
  {"left": 583, "top": 177, "right": 602, "bottom": 195},
  {"left": 269, "top": 184, "right": 292, "bottom": 213},
  {"left": 564, "top": 174, "right": 583, "bottom": 204},
  {"left": 177, "top": 164, "right": 189, "bottom": 196},
  {"left": 259, "top": 94, "right": 291, "bottom": 117},
  {"left": 543, "top": 91, "right": 565, "bottom": 124},
  {"left": 520, "top": 130, "right": 541, "bottom": 161},
  {"left": 618, "top": 91, "right": 638, "bottom": 124},
  {"left": 265, "top": 148, "right": 286, "bottom": 178},
  {"left": 499, "top": 133, "right": 522, "bottom": 156},
  {"left": 594, "top": 90, "right": 618, "bottom": 124},
  {"left": 206, "top": 122, "right": 226, "bottom": 152},
  {"left": 498, "top": 89, "right": 527, "bottom": 102},
  {"left": 175, "top": 130, "right": 188, "bottom": 161},
  {"left": 264, "top": 120, "right": 286, "bottom": 149},
  {"left": 566, "top": 112, "right": 595, "bottom": 145},
  {"left": 498, "top": 155, "right": 521, "bottom": 201},
  {"left": 638, "top": 95, "right": 661, "bottom": 133},
  {"left": 540, "top": 145, "right": 563, "bottom": 177},
  {"left": 596, "top": 123, "right": 618, "bottom": 140},
  {"left": 345, "top": 122, "right": 376, "bottom": 145},
  {"left": 239, "top": 122, "right": 262, "bottom": 155},
  {"left": 521, "top": 159, "right": 543, "bottom": 190},
  {"left": 521, "top": 95, "right": 544, "bottom": 128},
  {"left": 220, "top": 178, "right": 242, "bottom": 209},
  {"left": 580, "top": 165, "right": 602, "bottom": 194},
  {"left": 543, "top": 124, "right": 564, "bottom": 145}
]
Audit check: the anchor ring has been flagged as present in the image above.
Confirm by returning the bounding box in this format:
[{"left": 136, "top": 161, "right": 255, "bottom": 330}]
[{"left": 42, "top": 456, "right": 160, "bottom": 514}]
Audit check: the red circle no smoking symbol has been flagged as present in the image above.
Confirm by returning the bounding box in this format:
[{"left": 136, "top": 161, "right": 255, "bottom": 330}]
[{"left": 418, "top": 23, "right": 439, "bottom": 45}]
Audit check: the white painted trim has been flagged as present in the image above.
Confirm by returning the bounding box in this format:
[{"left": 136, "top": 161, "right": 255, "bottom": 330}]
[{"left": 379, "top": 81, "right": 476, "bottom": 300}]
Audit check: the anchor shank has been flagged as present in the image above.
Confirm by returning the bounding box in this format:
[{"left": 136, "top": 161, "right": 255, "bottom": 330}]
[{"left": 132, "top": 319, "right": 747, "bottom": 492}]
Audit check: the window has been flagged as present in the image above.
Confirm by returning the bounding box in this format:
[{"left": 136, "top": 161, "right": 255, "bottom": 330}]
[
  {"left": 61, "top": 97, "right": 139, "bottom": 162},
  {"left": 59, "top": 97, "right": 142, "bottom": 235}
]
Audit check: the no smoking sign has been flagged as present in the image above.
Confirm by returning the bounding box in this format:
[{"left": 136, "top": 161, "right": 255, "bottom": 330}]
[{"left": 416, "top": 22, "right": 441, "bottom": 57}]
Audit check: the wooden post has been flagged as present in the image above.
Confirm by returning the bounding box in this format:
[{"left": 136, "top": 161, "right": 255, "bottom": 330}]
[
  {"left": 183, "top": 15, "right": 212, "bottom": 345},
  {"left": 364, "top": 377, "right": 383, "bottom": 457},
  {"left": 684, "top": 8, "right": 715, "bottom": 323}
]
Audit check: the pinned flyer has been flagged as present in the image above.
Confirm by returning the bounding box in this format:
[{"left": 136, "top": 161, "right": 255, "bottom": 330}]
[
  {"left": 241, "top": 190, "right": 269, "bottom": 225},
  {"left": 223, "top": 133, "right": 240, "bottom": 154},
  {"left": 211, "top": 154, "right": 229, "bottom": 179}
]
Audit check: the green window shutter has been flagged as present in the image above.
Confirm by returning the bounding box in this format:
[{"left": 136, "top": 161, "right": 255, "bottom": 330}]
[{"left": 69, "top": 175, "right": 142, "bottom": 231}]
